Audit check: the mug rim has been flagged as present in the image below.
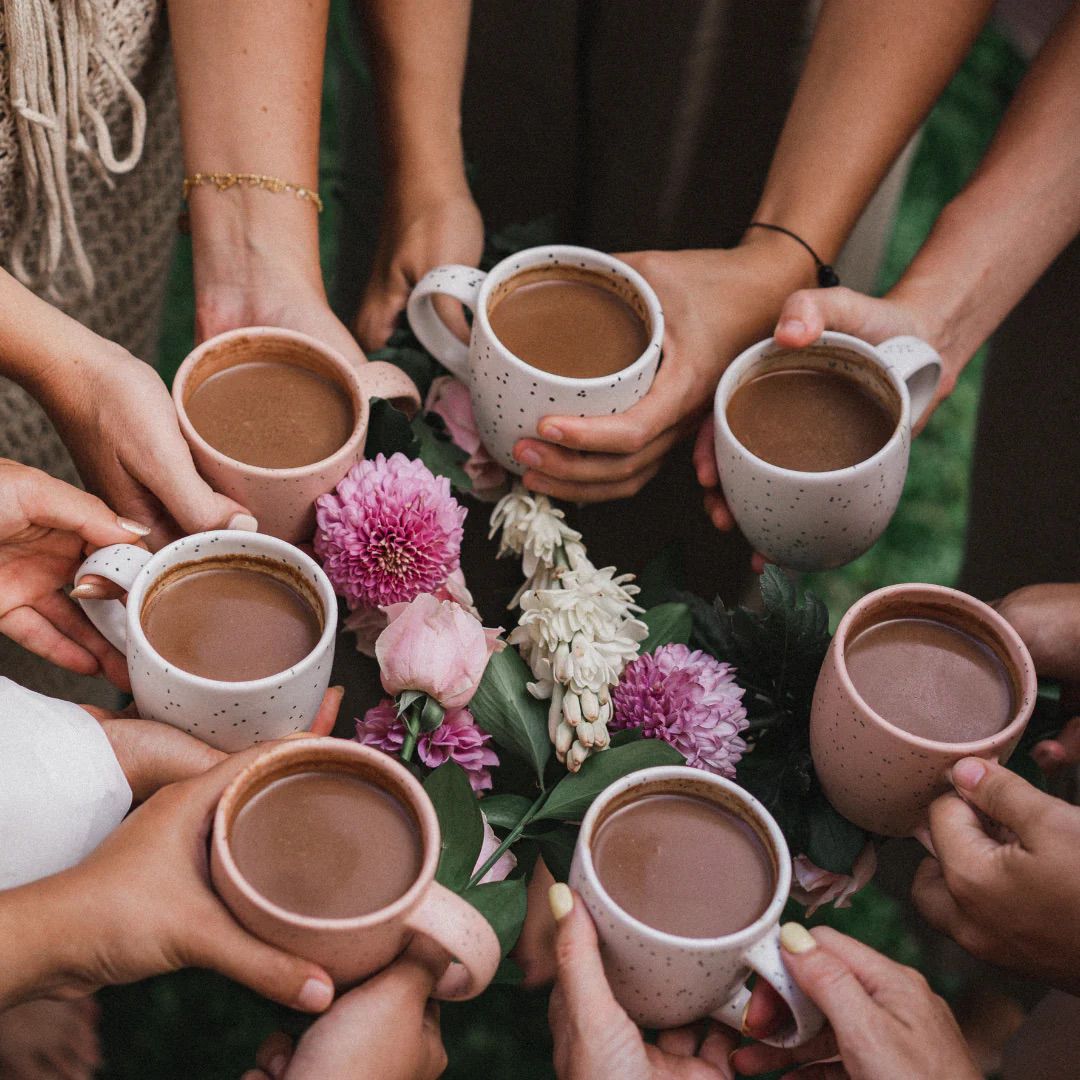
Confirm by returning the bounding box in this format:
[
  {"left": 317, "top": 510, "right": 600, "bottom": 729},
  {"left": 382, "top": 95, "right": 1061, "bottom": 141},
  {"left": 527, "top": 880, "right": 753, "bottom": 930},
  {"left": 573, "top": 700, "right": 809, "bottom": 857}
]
[
  {"left": 712, "top": 330, "right": 911, "bottom": 480},
  {"left": 831, "top": 583, "right": 1037, "bottom": 753},
  {"left": 172, "top": 326, "right": 369, "bottom": 479},
  {"left": 575, "top": 765, "right": 792, "bottom": 950},
  {"left": 473, "top": 244, "right": 665, "bottom": 389},
  {"left": 211, "top": 739, "right": 440, "bottom": 931},
  {"left": 119, "top": 530, "right": 338, "bottom": 692}
]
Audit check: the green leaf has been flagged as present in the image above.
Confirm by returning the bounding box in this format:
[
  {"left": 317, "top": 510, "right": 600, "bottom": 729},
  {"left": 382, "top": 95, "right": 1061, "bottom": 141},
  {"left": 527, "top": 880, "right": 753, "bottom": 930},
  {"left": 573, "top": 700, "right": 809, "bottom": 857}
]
[
  {"left": 365, "top": 397, "right": 420, "bottom": 459},
  {"left": 536, "top": 824, "right": 579, "bottom": 882},
  {"left": 480, "top": 794, "right": 534, "bottom": 831},
  {"left": 608, "top": 727, "right": 645, "bottom": 747},
  {"left": 462, "top": 878, "right": 528, "bottom": 956},
  {"left": 470, "top": 647, "right": 552, "bottom": 784},
  {"left": 419, "top": 696, "right": 445, "bottom": 732},
  {"left": 492, "top": 957, "right": 525, "bottom": 986},
  {"left": 423, "top": 763, "right": 484, "bottom": 892},
  {"left": 535, "top": 740, "right": 684, "bottom": 822},
  {"left": 396, "top": 689, "right": 425, "bottom": 716},
  {"left": 414, "top": 412, "right": 473, "bottom": 492},
  {"left": 640, "top": 602, "right": 692, "bottom": 653},
  {"left": 803, "top": 794, "right": 867, "bottom": 876}
]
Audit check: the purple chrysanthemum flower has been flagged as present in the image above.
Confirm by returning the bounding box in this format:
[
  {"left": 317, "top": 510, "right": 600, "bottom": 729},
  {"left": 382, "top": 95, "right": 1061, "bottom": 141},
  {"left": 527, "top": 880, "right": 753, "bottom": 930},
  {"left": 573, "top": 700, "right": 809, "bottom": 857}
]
[
  {"left": 611, "top": 643, "right": 749, "bottom": 777},
  {"left": 355, "top": 699, "right": 499, "bottom": 792},
  {"left": 315, "top": 453, "right": 466, "bottom": 609}
]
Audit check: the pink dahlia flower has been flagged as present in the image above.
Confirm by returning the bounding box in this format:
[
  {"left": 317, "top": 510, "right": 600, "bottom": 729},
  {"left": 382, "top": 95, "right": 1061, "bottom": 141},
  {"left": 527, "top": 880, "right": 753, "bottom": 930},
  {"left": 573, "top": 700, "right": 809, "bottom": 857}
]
[
  {"left": 426, "top": 376, "right": 510, "bottom": 501},
  {"left": 315, "top": 453, "right": 466, "bottom": 609},
  {"left": 355, "top": 700, "right": 499, "bottom": 792},
  {"left": 791, "top": 842, "right": 877, "bottom": 916},
  {"left": 611, "top": 643, "right": 748, "bottom": 777}
]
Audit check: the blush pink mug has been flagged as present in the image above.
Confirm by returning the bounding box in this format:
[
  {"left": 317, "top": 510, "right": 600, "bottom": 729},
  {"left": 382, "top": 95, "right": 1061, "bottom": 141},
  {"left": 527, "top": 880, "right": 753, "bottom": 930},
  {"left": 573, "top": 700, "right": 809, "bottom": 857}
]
[
  {"left": 174, "top": 327, "right": 420, "bottom": 543},
  {"left": 211, "top": 738, "right": 501, "bottom": 998},
  {"left": 810, "top": 584, "right": 1037, "bottom": 837}
]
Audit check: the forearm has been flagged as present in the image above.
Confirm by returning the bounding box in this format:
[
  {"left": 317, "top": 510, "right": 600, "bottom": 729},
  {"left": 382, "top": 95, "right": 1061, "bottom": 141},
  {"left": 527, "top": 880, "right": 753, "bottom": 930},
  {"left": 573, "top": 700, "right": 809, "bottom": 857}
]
[
  {"left": 751, "top": 0, "right": 994, "bottom": 263},
  {"left": 890, "top": 2, "right": 1080, "bottom": 368},
  {"left": 169, "top": 0, "right": 330, "bottom": 298},
  {"left": 360, "top": 0, "right": 472, "bottom": 195}
]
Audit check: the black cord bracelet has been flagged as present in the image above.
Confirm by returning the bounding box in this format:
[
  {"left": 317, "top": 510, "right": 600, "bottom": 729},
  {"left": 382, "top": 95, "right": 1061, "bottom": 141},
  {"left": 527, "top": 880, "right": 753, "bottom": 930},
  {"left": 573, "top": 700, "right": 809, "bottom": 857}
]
[{"left": 745, "top": 222, "right": 840, "bottom": 288}]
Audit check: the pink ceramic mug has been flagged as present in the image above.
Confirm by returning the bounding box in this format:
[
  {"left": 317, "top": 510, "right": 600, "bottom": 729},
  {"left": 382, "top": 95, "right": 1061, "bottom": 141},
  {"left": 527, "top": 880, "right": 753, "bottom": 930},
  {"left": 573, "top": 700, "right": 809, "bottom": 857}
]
[
  {"left": 174, "top": 327, "right": 420, "bottom": 543},
  {"left": 810, "top": 584, "right": 1037, "bottom": 837},
  {"left": 210, "top": 739, "right": 501, "bottom": 998}
]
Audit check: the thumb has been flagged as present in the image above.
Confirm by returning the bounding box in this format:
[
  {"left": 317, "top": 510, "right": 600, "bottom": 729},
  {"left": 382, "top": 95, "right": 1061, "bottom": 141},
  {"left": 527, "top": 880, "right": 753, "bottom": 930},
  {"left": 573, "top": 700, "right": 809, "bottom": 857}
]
[
  {"left": 773, "top": 287, "right": 891, "bottom": 349},
  {"left": 99, "top": 718, "right": 225, "bottom": 801},
  {"left": 949, "top": 757, "right": 1051, "bottom": 838},
  {"left": 549, "top": 884, "right": 622, "bottom": 1023}
]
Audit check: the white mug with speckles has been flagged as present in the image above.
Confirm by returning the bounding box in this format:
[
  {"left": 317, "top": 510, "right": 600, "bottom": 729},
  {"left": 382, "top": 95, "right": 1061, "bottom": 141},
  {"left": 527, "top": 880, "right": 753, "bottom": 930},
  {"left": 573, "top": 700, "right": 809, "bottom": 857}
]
[
  {"left": 713, "top": 331, "right": 942, "bottom": 571},
  {"left": 569, "top": 766, "right": 824, "bottom": 1048},
  {"left": 406, "top": 245, "right": 664, "bottom": 473},
  {"left": 74, "top": 531, "right": 336, "bottom": 752}
]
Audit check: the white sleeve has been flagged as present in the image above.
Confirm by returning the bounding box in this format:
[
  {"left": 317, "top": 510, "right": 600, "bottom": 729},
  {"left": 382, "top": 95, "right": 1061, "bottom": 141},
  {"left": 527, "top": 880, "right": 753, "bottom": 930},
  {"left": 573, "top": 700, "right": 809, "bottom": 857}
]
[{"left": 0, "top": 677, "right": 133, "bottom": 890}]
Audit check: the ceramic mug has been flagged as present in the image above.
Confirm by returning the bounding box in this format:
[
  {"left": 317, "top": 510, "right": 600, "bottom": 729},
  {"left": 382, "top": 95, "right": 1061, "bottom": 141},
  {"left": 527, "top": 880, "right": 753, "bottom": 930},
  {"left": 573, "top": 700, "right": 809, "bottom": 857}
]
[
  {"left": 406, "top": 244, "right": 664, "bottom": 472},
  {"left": 173, "top": 327, "right": 420, "bottom": 543},
  {"left": 211, "top": 738, "right": 501, "bottom": 997},
  {"left": 713, "top": 331, "right": 942, "bottom": 571},
  {"left": 569, "top": 766, "right": 824, "bottom": 1047},
  {"left": 810, "top": 584, "right": 1037, "bottom": 837},
  {"left": 74, "top": 531, "right": 336, "bottom": 752}
]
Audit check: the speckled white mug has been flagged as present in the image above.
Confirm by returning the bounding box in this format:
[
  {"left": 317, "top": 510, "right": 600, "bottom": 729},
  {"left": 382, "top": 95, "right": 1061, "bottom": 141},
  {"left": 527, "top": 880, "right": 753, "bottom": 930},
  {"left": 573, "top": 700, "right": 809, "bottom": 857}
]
[
  {"left": 569, "top": 766, "right": 824, "bottom": 1047},
  {"left": 406, "top": 245, "right": 663, "bottom": 472},
  {"left": 713, "top": 331, "right": 942, "bottom": 571},
  {"left": 74, "top": 531, "right": 336, "bottom": 752}
]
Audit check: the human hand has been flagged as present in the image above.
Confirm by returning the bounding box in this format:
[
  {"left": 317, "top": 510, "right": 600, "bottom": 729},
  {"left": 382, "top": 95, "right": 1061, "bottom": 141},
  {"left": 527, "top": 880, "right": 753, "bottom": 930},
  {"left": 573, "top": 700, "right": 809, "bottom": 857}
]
[
  {"left": 732, "top": 925, "right": 979, "bottom": 1080},
  {"left": 0, "top": 459, "right": 149, "bottom": 686},
  {"left": 355, "top": 184, "right": 484, "bottom": 352},
  {"left": 912, "top": 757, "right": 1080, "bottom": 994},
  {"left": 241, "top": 956, "right": 447, "bottom": 1080},
  {"left": 547, "top": 884, "right": 736, "bottom": 1080},
  {"left": 17, "top": 741, "right": 335, "bottom": 1012},
  {"left": 512, "top": 238, "right": 811, "bottom": 503}
]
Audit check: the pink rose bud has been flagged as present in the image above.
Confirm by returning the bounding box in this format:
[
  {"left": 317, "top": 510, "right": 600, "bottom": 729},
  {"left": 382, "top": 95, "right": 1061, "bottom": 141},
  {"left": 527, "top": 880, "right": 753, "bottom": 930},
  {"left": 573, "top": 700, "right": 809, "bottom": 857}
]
[{"left": 473, "top": 811, "right": 518, "bottom": 884}]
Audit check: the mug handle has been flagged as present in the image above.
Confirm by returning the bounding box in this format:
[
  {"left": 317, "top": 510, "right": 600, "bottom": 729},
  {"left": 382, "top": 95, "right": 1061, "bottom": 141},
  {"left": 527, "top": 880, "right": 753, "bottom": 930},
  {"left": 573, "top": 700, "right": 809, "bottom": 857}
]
[
  {"left": 405, "top": 265, "right": 487, "bottom": 382},
  {"left": 73, "top": 544, "right": 154, "bottom": 652},
  {"left": 403, "top": 881, "right": 501, "bottom": 1001},
  {"left": 356, "top": 361, "right": 421, "bottom": 418},
  {"left": 710, "top": 924, "right": 825, "bottom": 1048},
  {"left": 877, "top": 336, "right": 943, "bottom": 428}
]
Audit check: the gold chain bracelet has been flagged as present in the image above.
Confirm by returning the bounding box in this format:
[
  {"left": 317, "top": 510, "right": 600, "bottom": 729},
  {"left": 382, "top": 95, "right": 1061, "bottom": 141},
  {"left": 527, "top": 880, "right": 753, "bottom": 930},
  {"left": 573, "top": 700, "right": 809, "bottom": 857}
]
[{"left": 182, "top": 172, "right": 324, "bottom": 213}]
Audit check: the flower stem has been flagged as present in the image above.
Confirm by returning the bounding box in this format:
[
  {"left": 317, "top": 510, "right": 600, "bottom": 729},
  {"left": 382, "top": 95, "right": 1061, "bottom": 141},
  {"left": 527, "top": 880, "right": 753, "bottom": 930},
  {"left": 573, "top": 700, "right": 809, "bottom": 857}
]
[{"left": 468, "top": 789, "right": 549, "bottom": 888}]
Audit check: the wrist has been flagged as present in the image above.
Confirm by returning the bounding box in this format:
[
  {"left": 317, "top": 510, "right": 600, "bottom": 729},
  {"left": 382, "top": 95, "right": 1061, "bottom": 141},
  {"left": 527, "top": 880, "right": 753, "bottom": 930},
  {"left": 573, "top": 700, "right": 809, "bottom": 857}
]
[{"left": 734, "top": 227, "right": 822, "bottom": 295}]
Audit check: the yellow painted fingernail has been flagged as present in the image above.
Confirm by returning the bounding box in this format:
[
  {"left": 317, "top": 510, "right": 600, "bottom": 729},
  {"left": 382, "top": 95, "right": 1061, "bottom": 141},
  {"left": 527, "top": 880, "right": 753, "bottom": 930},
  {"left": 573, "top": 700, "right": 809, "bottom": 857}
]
[
  {"left": 548, "top": 882, "right": 573, "bottom": 922},
  {"left": 779, "top": 922, "right": 817, "bottom": 954}
]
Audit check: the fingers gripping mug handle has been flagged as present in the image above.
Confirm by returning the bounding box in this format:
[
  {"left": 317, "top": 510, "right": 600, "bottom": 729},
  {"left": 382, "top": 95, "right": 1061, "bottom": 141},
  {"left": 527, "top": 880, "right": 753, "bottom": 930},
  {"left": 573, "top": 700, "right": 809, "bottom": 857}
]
[
  {"left": 405, "top": 265, "right": 486, "bottom": 382},
  {"left": 404, "top": 882, "right": 501, "bottom": 1001},
  {"left": 711, "top": 926, "right": 825, "bottom": 1048},
  {"left": 878, "top": 335, "right": 943, "bottom": 428},
  {"left": 73, "top": 545, "right": 153, "bottom": 652},
  {"left": 355, "top": 361, "right": 422, "bottom": 418}
]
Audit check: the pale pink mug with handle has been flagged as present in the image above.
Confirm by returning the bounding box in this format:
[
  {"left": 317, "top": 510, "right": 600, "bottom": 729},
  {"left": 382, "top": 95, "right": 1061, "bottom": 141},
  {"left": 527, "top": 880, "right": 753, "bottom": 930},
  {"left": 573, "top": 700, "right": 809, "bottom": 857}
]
[
  {"left": 211, "top": 738, "right": 501, "bottom": 998},
  {"left": 174, "top": 327, "right": 420, "bottom": 543}
]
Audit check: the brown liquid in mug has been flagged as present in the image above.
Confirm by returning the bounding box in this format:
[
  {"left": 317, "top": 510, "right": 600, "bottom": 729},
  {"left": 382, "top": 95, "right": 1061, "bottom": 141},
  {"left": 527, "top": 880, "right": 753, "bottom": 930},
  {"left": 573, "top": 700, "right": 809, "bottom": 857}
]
[
  {"left": 726, "top": 367, "right": 896, "bottom": 471},
  {"left": 592, "top": 793, "right": 774, "bottom": 938},
  {"left": 141, "top": 560, "right": 322, "bottom": 682},
  {"left": 186, "top": 361, "right": 355, "bottom": 469},
  {"left": 846, "top": 617, "right": 1014, "bottom": 742},
  {"left": 487, "top": 274, "right": 649, "bottom": 378},
  {"left": 230, "top": 771, "right": 423, "bottom": 919}
]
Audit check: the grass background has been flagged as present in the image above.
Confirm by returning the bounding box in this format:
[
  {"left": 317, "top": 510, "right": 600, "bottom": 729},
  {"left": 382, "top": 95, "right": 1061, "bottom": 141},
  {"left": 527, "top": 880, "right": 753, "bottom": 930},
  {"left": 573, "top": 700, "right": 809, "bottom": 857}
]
[{"left": 99, "top": 24, "right": 1026, "bottom": 1079}]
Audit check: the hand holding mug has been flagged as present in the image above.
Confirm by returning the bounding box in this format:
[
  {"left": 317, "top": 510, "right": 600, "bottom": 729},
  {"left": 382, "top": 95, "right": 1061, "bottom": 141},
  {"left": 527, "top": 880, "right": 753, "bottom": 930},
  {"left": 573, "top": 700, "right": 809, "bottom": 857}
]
[
  {"left": 732, "top": 926, "right": 980, "bottom": 1080},
  {"left": 912, "top": 758, "right": 1080, "bottom": 994}
]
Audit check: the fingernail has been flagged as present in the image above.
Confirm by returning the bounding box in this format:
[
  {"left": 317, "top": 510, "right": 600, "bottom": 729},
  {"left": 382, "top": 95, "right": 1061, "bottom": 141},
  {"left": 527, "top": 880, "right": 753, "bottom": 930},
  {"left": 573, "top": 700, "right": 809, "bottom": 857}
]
[
  {"left": 951, "top": 757, "right": 987, "bottom": 790},
  {"left": 268, "top": 1054, "right": 287, "bottom": 1078},
  {"left": 739, "top": 994, "right": 754, "bottom": 1037},
  {"left": 777, "top": 318, "right": 806, "bottom": 338},
  {"left": 913, "top": 825, "right": 938, "bottom": 858},
  {"left": 227, "top": 513, "right": 259, "bottom": 532},
  {"left": 330, "top": 684, "right": 345, "bottom": 696},
  {"left": 297, "top": 977, "right": 333, "bottom": 1012},
  {"left": 116, "top": 516, "right": 152, "bottom": 537},
  {"left": 71, "top": 583, "right": 109, "bottom": 600},
  {"left": 548, "top": 882, "right": 573, "bottom": 922},
  {"left": 539, "top": 423, "right": 564, "bottom": 443},
  {"left": 779, "top": 922, "right": 816, "bottom": 954},
  {"left": 517, "top": 447, "right": 542, "bottom": 468}
]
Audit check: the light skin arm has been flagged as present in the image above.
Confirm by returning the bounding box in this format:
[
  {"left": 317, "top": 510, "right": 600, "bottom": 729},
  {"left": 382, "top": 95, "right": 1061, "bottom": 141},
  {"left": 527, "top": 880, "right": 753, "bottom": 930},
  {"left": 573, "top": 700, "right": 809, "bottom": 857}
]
[
  {"left": 169, "top": 0, "right": 362, "bottom": 365},
  {"left": 517, "top": 0, "right": 995, "bottom": 503},
  {"left": 352, "top": 0, "right": 482, "bottom": 351}
]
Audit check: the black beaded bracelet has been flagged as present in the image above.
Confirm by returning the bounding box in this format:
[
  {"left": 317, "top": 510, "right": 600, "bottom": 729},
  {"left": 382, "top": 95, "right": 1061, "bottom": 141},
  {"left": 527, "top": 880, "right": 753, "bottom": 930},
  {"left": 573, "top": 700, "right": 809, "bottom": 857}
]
[{"left": 745, "top": 222, "right": 840, "bottom": 288}]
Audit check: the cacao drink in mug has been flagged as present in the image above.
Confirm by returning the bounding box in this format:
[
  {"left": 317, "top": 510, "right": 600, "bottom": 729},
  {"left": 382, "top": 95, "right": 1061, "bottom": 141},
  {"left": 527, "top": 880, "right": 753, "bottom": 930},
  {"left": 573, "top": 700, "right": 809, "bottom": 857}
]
[
  {"left": 406, "top": 245, "right": 664, "bottom": 472},
  {"left": 74, "top": 531, "right": 337, "bottom": 751},
  {"left": 811, "top": 584, "right": 1037, "bottom": 837},
  {"left": 569, "top": 766, "right": 824, "bottom": 1047},
  {"left": 713, "top": 331, "right": 942, "bottom": 571},
  {"left": 173, "top": 327, "right": 420, "bottom": 543},
  {"left": 211, "top": 739, "right": 501, "bottom": 996}
]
